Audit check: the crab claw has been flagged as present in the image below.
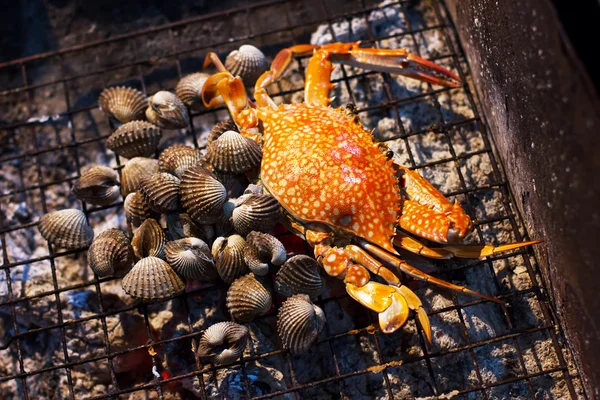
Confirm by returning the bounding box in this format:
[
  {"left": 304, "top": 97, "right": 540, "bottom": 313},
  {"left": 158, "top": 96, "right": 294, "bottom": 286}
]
[{"left": 399, "top": 53, "right": 462, "bottom": 88}]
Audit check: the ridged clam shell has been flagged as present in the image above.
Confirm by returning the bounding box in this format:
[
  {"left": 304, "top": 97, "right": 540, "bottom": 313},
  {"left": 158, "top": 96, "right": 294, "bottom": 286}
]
[
  {"left": 121, "top": 157, "right": 159, "bottom": 197},
  {"left": 205, "top": 130, "right": 262, "bottom": 173},
  {"left": 38, "top": 209, "right": 94, "bottom": 250},
  {"left": 275, "top": 255, "right": 324, "bottom": 299},
  {"left": 226, "top": 273, "right": 272, "bottom": 322},
  {"left": 131, "top": 218, "right": 166, "bottom": 259},
  {"left": 208, "top": 119, "right": 238, "bottom": 146},
  {"left": 277, "top": 294, "right": 326, "bottom": 354},
  {"left": 175, "top": 73, "right": 210, "bottom": 111},
  {"left": 197, "top": 322, "right": 249, "bottom": 365},
  {"left": 72, "top": 165, "right": 120, "bottom": 206},
  {"left": 124, "top": 191, "right": 154, "bottom": 227},
  {"left": 158, "top": 145, "right": 202, "bottom": 178},
  {"left": 122, "top": 256, "right": 185, "bottom": 301},
  {"left": 165, "top": 237, "right": 216, "bottom": 281},
  {"left": 98, "top": 86, "right": 147, "bottom": 123},
  {"left": 139, "top": 172, "right": 181, "bottom": 214},
  {"left": 224, "top": 45, "right": 269, "bottom": 84},
  {"left": 87, "top": 228, "right": 134, "bottom": 277},
  {"left": 213, "top": 171, "right": 249, "bottom": 199},
  {"left": 107, "top": 121, "right": 162, "bottom": 159},
  {"left": 230, "top": 194, "right": 280, "bottom": 236},
  {"left": 166, "top": 212, "right": 214, "bottom": 242},
  {"left": 244, "top": 232, "right": 286, "bottom": 276},
  {"left": 180, "top": 165, "right": 227, "bottom": 224},
  {"left": 212, "top": 235, "right": 249, "bottom": 284},
  {"left": 146, "top": 91, "right": 190, "bottom": 130}
]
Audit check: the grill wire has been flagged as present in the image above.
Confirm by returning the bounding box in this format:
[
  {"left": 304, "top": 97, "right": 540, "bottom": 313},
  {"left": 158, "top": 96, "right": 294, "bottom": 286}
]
[{"left": 0, "top": 0, "right": 586, "bottom": 398}]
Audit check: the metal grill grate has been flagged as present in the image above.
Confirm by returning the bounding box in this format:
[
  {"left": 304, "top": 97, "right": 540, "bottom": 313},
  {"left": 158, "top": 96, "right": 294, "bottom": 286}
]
[{"left": 0, "top": 0, "right": 586, "bottom": 398}]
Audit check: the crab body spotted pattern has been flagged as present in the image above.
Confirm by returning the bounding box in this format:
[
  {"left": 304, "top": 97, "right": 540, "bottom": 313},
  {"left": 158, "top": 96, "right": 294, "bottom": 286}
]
[{"left": 202, "top": 42, "right": 538, "bottom": 341}]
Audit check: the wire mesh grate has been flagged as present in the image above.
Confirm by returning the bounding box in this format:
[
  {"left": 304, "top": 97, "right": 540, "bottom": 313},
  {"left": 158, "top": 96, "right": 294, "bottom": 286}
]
[{"left": 0, "top": 0, "right": 586, "bottom": 399}]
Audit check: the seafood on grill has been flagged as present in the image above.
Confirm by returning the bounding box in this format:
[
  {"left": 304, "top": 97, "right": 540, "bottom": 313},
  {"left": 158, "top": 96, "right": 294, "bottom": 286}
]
[
  {"left": 139, "top": 172, "right": 181, "bottom": 214},
  {"left": 212, "top": 234, "right": 249, "bottom": 284},
  {"left": 224, "top": 44, "right": 269, "bottom": 85},
  {"left": 275, "top": 255, "right": 324, "bottom": 299},
  {"left": 179, "top": 165, "right": 228, "bottom": 224},
  {"left": 226, "top": 273, "right": 272, "bottom": 322},
  {"left": 71, "top": 165, "right": 120, "bottom": 206},
  {"left": 197, "top": 321, "right": 249, "bottom": 365},
  {"left": 277, "top": 294, "right": 326, "bottom": 354},
  {"left": 38, "top": 209, "right": 94, "bottom": 250},
  {"left": 131, "top": 218, "right": 166, "bottom": 259},
  {"left": 120, "top": 157, "right": 159, "bottom": 197},
  {"left": 165, "top": 237, "right": 217, "bottom": 281},
  {"left": 227, "top": 193, "right": 280, "bottom": 236},
  {"left": 201, "top": 41, "right": 540, "bottom": 342},
  {"left": 158, "top": 144, "right": 203, "bottom": 179},
  {"left": 98, "top": 86, "right": 147, "bottom": 123},
  {"left": 146, "top": 91, "right": 190, "bottom": 130},
  {"left": 243, "top": 231, "right": 286, "bottom": 276},
  {"left": 205, "top": 129, "right": 262, "bottom": 173},
  {"left": 124, "top": 191, "right": 155, "bottom": 228},
  {"left": 122, "top": 256, "right": 185, "bottom": 301},
  {"left": 87, "top": 228, "right": 134, "bottom": 277},
  {"left": 176, "top": 72, "right": 211, "bottom": 111},
  {"left": 107, "top": 120, "right": 162, "bottom": 159}
]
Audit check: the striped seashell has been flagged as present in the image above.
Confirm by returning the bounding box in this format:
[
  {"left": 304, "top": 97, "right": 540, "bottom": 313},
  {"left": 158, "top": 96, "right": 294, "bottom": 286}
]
[
  {"left": 120, "top": 157, "right": 159, "bottom": 197},
  {"left": 179, "top": 165, "right": 227, "bottom": 224},
  {"left": 197, "top": 322, "right": 249, "bottom": 365},
  {"left": 206, "top": 130, "right": 262, "bottom": 174},
  {"left": 124, "top": 191, "right": 155, "bottom": 227},
  {"left": 158, "top": 145, "right": 202, "bottom": 179},
  {"left": 87, "top": 228, "right": 134, "bottom": 277},
  {"left": 208, "top": 119, "right": 238, "bottom": 146},
  {"left": 226, "top": 273, "right": 272, "bottom": 323},
  {"left": 38, "top": 209, "right": 94, "bottom": 250},
  {"left": 277, "top": 294, "right": 326, "bottom": 354},
  {"left": 230, "top": 194, "right": 280, "bottom": 236},
  {"left": 139, "top": 172, "right": 181, "bottom": 214},
  {"left": 275, "top": 255, "right": 324, "bottom": 299},
  {"left": 224, "top": 45, "right": 269, "bottom": 85},
  {"left": 165, "top": 237, "right": 216, "bottom": 281},
  {"left": 131, "top": 218, "right": 166, "bottom": 259},
  {"left": 72, "top": 165, "right": 120, "bottom": 206},
  {"left": 243, "top": 231, "right": 286, "bottom": 276},
  {"left": 175, "top": 73, "right": 210, "bottom": 111},
  {"left": 98, "top": 86, "right": 147, "bottom": 123},
  {"left": 146, "top": 91, "right": 190, "bottom": 130},
  {"left": 122, "top": 256, "right": 185, "bottom": 301},
  {"left": 213, "top": 170, "right": 249, "bottom": 199},
  {"left": 107, "top": 121, "right": 162, "bottom": 159},
  {"left": 166, "top": 212, "right": 214, "bottom": 242},
  {"left": 212, "top": 235, "right": 249, "bottom": 284}
]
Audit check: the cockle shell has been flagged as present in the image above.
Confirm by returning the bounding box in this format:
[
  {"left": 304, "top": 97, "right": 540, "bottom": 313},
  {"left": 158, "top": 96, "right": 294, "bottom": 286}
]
[
  {"left": 230, "top": 194, "right": 280, "bottom": 236},
  {"left": 107, "top": 121, "right": 162, "bottom": 159},
  {"left": 208, "top": 119, "right": 238, "bottom": 145},
  {"left": 131, "top": 218, "right": 166, "bottom": 259},
  {"left": 166, "top": 212, "right": 214, "bottom": 242},
  {"left": 146, "top": 91, "right": 190, "bottom": 130},
  {"left": 175, "top": 73, "right": 210, "bottom": 111},
  {"left": 124, "top": 191, "right": 154, "bottom": 227},
  {"left": 226, "top": 273, "right": 272, "bottom": 323},
  {"left": 139, "top": 172, "right": 181, "bottom": 214},
  {"left": 213, "top": 171, "right": 249, "bottom": 199},
  {"left": 243, "top": 232, "right": 286, "bottom": 276},
  {"left": 122, "top": 256, "right": 185, "bottom": 301},
  {"left": 98, "top": 86, "right": 147, "bottom": 123},
  {"left": 38, "top": 209, "right": 94, "bottom": 250},
  {"left": 120, "top": 157, "right": 159, "bottom": 197},
  {"left": 197, "top": 322, "right": 249, "bottom": 365},
  {"left": 179, "top": 165, "right": 227, "bottom": 224},
  {"left": 165, "top": 237, "right": 216, "bottom": 281},
  {"left": 277, "top": 294, "right": 326, "bottom": 354},
  {"left": 206, "top": 130, "right": 262, "bottom": 174},
  {"left": 158, "top": 145, "right": 202, "bottom": 178},
  {"left": 224, "top": 45, "right": 269, "bottom": 84},
  {"left": 212, "top": 235, "right": 249, "bottom": 284},
  {"left": 87, "top": 228, "right": 134, "bottom": 277},
  {"left": 275, "top": 255, "right": 324, "bottom": 299},
  {"left": 72, "top": 165, "right": 120, "bottom": 206}
]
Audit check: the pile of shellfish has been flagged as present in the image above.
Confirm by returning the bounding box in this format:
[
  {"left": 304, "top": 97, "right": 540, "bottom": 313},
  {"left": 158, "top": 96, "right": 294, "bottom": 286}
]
[{"left": 36, "top": 44, "right": 325, "bottom": 364}]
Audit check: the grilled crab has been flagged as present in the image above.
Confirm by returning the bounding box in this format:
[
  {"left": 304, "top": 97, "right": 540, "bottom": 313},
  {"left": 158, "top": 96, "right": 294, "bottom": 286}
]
[{"left": 202, "top": 42, "right": 538, "bottom": 343}]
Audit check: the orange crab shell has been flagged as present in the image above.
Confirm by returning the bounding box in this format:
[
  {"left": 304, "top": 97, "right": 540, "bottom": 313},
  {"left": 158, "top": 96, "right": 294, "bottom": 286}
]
[{"left": 258, "top": 102, "right": 402, "bottom": 253}]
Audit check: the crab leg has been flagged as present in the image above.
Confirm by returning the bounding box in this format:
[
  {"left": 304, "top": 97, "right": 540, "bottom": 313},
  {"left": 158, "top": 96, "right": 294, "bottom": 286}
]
[
  {"left": 394, "top": 232, "right": 541, "bottom": 259},
  {"left": 355, "top": 238, "right": 506, "bottom": 307}
]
